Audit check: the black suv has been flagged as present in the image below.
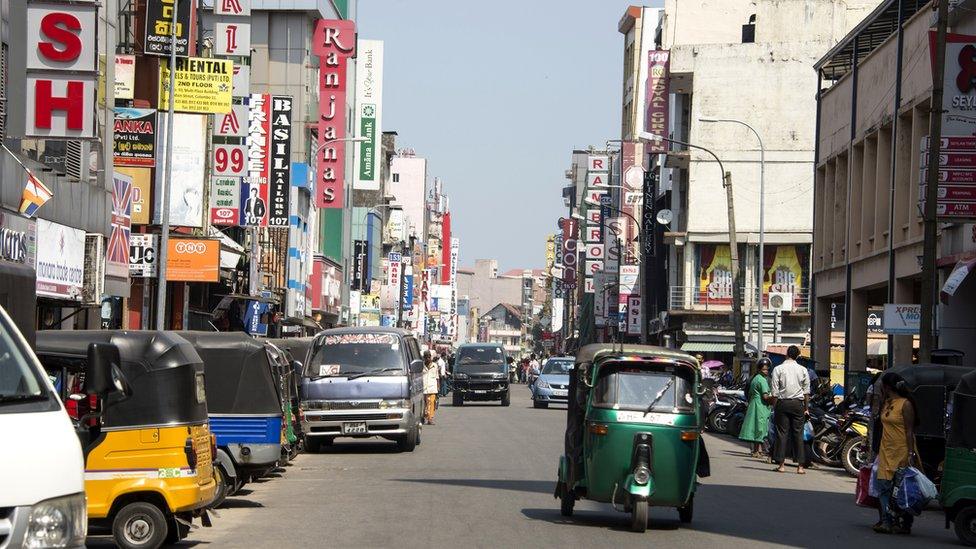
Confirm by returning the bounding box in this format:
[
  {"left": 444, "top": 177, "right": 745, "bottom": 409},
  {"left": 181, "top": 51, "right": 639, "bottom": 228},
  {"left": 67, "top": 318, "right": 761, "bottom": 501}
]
[{"left": 451, "top": 344, "right": 510, "bottom": 406}]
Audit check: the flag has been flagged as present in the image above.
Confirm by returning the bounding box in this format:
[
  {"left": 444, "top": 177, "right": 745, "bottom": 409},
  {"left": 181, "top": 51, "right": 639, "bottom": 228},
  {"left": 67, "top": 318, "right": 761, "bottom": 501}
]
[
  {"left": 19, "top": 171, "right": 54, "bottom": 218},
  {"left": 106, "top": 173, "right": 133, "bottom": 272}
]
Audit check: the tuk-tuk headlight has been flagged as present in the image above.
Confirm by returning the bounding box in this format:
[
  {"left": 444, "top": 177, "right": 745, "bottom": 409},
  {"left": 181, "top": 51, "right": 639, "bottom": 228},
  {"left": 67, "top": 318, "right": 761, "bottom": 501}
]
[
  {"left": 25, "top": 492, "right": 87, "bottom": 548},
  {"left": 634, "top": 466, "right": 651, "bottom": 486}
]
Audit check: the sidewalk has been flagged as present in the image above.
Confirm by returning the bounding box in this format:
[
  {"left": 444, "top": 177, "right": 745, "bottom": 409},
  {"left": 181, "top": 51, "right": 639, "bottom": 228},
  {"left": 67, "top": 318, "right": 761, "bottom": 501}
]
[{"left": 697, "top": 433, "right": 954, "bottom": 548}]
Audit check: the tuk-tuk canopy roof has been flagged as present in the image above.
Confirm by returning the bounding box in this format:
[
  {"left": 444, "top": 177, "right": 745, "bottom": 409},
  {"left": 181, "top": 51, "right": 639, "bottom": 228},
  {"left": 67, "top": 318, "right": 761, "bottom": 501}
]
[
  {"left": 35, "top": 330, "right": 208, "bottom": 429},
  {"left": 268, "top": 337, "right": 315, "bottom": 365},
  {"left": 178, "top": 331, "right": 283, "bottom": 416},
  {"left": 575, "top": 344, "right": 699, "bottom": 369},
  {"left": 888, "top": 362, "right": 975, "bottom": 439}
]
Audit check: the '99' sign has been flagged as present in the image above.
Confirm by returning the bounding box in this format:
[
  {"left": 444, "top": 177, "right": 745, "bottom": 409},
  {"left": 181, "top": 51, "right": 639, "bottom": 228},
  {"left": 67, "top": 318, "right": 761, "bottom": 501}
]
[
  {"left": 24, "top": 2, "right": 98, "bottom": 138},
  {"left": 213, "top": 145, "right": 247, "bottom": 176}
]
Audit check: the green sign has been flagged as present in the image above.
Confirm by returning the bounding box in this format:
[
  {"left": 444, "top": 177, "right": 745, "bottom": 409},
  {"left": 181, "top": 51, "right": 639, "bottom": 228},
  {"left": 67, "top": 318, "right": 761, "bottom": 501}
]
[{"left": 358, "top": 104, "right": 376, "bottom": 180}]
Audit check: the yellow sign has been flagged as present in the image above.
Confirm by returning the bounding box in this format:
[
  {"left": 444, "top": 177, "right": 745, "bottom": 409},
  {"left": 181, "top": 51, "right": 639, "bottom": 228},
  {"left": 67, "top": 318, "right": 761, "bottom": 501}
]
[
  {"left": 762, "top": 245, "right": 805, "bottom": 297},
  {"left": 115, "top": 167, "right": 152, "bottom": 225},
  {"left": 159, "top": 57, "right": 232, "bottom": 114}
]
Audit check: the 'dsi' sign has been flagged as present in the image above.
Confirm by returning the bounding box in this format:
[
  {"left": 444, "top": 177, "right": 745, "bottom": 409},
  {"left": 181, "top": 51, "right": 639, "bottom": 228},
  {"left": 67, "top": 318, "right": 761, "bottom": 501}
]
[{"left": 20, "top": 0, "right": 98, "bottom": 138}]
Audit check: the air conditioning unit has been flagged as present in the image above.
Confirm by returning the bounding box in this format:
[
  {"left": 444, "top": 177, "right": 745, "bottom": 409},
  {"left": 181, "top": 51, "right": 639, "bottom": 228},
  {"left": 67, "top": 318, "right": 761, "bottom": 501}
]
[{"left": 768, "top": 292, "right": 794, "bottom": 313}]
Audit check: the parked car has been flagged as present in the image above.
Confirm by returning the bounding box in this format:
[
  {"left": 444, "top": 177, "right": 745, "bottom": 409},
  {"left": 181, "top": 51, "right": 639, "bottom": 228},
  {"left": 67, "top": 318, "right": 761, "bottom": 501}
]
[
  {"left": 452, "top": 344, "right": 511, "bottom": 406},
  {"left": 302, "top": 327, "right": 424, "bottom": 452},
  {"left": 531, "top": 357, "right": 573, "bottom": 408}
]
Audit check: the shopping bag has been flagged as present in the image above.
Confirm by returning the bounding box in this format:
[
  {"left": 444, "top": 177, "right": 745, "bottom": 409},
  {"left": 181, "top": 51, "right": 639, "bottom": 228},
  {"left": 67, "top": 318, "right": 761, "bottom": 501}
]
[
  {"left": 868, "top": 457, "right": 880, "bottom": 498},
  {"left": 894, "top": 466, "right": 937, "bottom": 515},
  {"left": 856, "top": 464, "right": 879, "bottom": 509},
  {"left": 803, "top": 421, "right": 814, "bottom": 442}
]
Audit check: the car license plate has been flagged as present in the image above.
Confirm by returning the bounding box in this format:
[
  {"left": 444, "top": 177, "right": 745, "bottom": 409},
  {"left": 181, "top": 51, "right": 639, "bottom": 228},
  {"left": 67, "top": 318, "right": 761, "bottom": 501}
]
[
  {"left": 474, "top": 390, "right": 487, "bottom": 394},
  {"left": 342, "top": 422, "right": 367, "bottom": 434},
  {"left": 552, "top": 389, "right": 567, "bottom": 397}
]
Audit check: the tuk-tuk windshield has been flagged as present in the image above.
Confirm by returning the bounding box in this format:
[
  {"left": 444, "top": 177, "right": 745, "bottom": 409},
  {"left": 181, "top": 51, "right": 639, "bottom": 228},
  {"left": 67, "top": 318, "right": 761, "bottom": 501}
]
[
  {"left": 593, "top": 365, "right": 694, "bottom": 413},
  {"left": 307, "top": 333, "right": 404, "bottom": 377}
]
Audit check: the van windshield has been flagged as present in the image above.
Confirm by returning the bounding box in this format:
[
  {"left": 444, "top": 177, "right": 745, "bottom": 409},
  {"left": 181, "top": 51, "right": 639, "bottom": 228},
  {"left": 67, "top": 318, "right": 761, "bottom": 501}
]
[
  {"left": 307, "top": 333, "right": 404, "bottom": 378},
  {"left": 455, "top": 346, "right": 505, "bottom": 373},
  {"left": 0, "top": 313, "right": 51, "bottom": 410}
]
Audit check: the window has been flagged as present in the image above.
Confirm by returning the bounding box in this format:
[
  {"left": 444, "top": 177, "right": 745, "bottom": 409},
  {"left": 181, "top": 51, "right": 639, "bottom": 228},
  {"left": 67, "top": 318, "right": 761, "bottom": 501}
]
[
  {"left": 742, "top": 14, "right": 756, "bottom": 44},
  {"left": 592, "top": 366, "right": 693, "bottom": 413},
  {"left": 392, "top": 173, "right": 400, "bottom": 183}
]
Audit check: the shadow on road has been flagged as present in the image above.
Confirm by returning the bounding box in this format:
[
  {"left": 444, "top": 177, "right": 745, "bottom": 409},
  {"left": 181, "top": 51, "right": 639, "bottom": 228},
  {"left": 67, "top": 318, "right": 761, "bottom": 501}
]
[
  {"left": 394, "top": 478, "right": 555, "bottom": 494},
  {"left": 218, "top": 498, "right": 265, "bottom": 509},
  {"left": 308, "top": 441, "right": 402, "bottom": 454}
]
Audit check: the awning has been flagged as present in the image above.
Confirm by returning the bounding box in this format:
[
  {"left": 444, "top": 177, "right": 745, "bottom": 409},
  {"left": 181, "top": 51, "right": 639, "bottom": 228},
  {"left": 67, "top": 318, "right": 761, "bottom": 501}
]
[{"left": 681, "top": 342, "right": 734, "bottom": 353}]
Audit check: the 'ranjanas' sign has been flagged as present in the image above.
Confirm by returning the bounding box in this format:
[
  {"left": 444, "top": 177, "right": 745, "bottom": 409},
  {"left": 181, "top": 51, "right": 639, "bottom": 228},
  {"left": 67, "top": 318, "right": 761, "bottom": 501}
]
[{"left": 313, "top": 19, "right": 356, "bottom": 208}]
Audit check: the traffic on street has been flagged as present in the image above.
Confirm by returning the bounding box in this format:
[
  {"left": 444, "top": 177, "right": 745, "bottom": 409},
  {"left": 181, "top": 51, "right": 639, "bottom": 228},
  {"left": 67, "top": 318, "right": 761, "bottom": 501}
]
[{"left": 2, "top": 0, "right": 976, "bottom": 548}]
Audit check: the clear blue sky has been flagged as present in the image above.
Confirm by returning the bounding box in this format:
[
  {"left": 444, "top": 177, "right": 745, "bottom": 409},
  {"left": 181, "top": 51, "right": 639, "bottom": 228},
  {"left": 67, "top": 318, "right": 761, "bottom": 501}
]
[{"left": 358, "top": 0, "right": 660, "bottom": 271}]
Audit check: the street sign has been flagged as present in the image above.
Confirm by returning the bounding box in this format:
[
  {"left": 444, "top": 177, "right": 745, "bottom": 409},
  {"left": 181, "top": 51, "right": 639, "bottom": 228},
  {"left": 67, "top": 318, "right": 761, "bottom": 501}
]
[
  {"left": 920, "top": 168, "right": 976, "bottom": 183},
  {"left": 920, "top": 185, "right": 976, "bottom": 201},
  {"left": 921, "top": 151, "right": 976, "bottom": 168},
  {"left": 920, "top": 136, "right": 976, "bottom": 220}
]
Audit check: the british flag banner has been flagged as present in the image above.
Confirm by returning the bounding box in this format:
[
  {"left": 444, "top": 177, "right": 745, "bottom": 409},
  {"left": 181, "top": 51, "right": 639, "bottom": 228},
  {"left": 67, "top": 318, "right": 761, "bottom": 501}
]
[{"left": 106, "top": 172, "right": 133, "bottom": 278}]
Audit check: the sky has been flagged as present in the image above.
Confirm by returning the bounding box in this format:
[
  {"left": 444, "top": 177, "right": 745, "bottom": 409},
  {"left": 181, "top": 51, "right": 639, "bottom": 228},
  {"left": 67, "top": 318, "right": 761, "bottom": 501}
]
[{"left": 357, "top": 0, "right": 661, "bottom": 272}]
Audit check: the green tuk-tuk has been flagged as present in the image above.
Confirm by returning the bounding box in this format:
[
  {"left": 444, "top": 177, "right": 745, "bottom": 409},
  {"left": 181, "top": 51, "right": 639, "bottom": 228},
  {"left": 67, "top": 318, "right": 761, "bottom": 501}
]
[
  {"left": 943, "top": 367, "right": 976, "bottom": 546},
  {"left": 555, "top": 344, "right": 709, "bottom": 532}
]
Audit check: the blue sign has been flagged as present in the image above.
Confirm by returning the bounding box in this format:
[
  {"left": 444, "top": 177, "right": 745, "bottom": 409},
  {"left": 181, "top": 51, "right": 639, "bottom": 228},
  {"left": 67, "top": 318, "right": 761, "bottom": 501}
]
[
  {"left": 381, "top": 314, "right": 396, "bottom": 327},
  {"left": 243, "top": 300, "right": 269, "bottom": 336},
  {"left": 402, "top": 274, "right": 414, "bottom": 308}
]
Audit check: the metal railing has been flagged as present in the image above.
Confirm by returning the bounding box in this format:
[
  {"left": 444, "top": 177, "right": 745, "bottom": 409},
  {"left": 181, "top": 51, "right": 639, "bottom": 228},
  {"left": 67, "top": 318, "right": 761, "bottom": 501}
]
[{"left": 668, "top": 285, "right": 810, "bottom": 313}]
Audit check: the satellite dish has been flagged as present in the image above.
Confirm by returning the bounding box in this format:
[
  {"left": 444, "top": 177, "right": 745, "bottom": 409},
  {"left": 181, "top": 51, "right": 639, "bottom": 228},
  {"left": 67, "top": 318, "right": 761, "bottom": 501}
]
[{"left": 656, "top": 209, "right": 673, "bottom": 226}]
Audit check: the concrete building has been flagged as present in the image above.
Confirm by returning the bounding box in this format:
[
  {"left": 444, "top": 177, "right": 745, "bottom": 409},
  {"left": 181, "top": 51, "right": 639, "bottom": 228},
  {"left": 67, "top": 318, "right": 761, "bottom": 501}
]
[
  {"left": 812, "top": 0, "right": 976, "bottom": 372},
  {"left": 389, "top": 153, "right": 428, "bottom": 241},
  {"left": 643, "top": 0, "right": 877, "bottom": 357},
  {"left": 457, "top": 259, "right": 522, "bottom": 315},
  {"left": 480, "top": 303, "right": 523, "bottom": 356}
]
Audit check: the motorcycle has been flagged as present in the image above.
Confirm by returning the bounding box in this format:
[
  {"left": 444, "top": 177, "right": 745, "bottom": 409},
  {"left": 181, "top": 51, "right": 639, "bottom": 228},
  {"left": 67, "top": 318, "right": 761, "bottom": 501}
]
[{"left": 706, "top": 389, "right": 747, "bottom": 435}]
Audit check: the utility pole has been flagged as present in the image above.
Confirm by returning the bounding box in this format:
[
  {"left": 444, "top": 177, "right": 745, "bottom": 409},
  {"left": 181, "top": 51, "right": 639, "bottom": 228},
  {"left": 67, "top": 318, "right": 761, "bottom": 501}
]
[
  {"left": 725, "top": 171, "right": 746, "bottom": 368},
  {"left": 155, "top": 0, "right": 179, "bottom": 330},
  {"left": 920, "top": 0, "right": 949, "bottom": 362}
]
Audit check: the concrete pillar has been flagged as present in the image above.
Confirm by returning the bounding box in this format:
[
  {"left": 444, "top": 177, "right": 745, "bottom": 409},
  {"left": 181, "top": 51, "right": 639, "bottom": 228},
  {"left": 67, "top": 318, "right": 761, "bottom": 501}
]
[
  {"left": 849, "top": 290, "right": 868, "bottom": 372},
  {"left": 891, "top": 278, "right": 914, "bottom": 367},
  {"left": 814, "top": 297, "right": 832, "bottom": 372}
]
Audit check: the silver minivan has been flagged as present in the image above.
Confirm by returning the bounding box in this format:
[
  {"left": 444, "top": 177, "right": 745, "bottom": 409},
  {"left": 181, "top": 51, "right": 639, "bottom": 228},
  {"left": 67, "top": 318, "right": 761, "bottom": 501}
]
[{"left": 300, "top": 327, "right": 424, "bottom": 452}]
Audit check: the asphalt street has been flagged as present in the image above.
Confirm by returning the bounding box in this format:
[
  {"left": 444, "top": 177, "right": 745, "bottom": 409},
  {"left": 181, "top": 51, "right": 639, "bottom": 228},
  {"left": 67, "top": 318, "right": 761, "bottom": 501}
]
[{"left": 157, "top": 389, "right": 953, "bottom": 548}]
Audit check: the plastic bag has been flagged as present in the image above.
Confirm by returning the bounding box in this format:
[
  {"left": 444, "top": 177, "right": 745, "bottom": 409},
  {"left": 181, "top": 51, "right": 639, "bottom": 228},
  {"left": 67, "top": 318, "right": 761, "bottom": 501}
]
[
  {"left": 894, "top": 466, "right": 938, "bottom": 515},
  {"left": 856, "top": 464, "right": 879, "bottom": 508},
  {"left": 868, "top": 457, "right": 880, "bottom": 498},
  {"left": 803, "top": 421, "right": 814, "bottom": 442}
]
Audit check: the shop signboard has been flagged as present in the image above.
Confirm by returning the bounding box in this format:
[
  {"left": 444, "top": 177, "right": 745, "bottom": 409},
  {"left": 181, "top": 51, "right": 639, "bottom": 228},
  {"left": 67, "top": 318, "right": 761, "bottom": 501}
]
[
  {"left": 214, "top": 22, "right": 250, "bottom": 57},
  {"left": 213, "top": 105, "right": 248, "bottom": 138},
  {"left": 154, "top": 113, "right": 205, "bottom": 227},
  {"left": 115, "top": 54, "right": 135, "bottom": 99},
  {"left": 268, "top": 96, "right": 293, "bottom": 227},
  {"left": 232, "top": 64, "right": 250, "bottom": 97},
  {"left": 244, "top": 94, "right": 271, "bottom": 226},
  {"left": 144, "top": 0, "right": 191, "bottom": 56},
  {"left": 166, "top": 238, "right": 219, "bottom": 282},
  {"left": 117, "top": 168, "right": 152, "bottom": 225},
  {"left": 627, "top": 296, "right": 642, "bottom": 335},
  {"left": 352, "top": 239, "right": 369, "bottom": 291},
  {"left": 159, "top": 57, "right": 233, "bottom": 114},
  {"left": 215, "top": 0, "right": 250, "bottom": 16},
  {"left": 644, "top": 50, "right": 670, "bottom": 154},
  {"left": 0, "top": 210, "right": 36, "bottom": 267},
  {"left": 128, "top": 234, "right": 157, "bottom": 277},
  {"left": 18, "top": 1, "right": 98, "bottom": 139},
  {"left": 313, "top": 19, "right": 356, "bottom": 208},
  {"left": 883, "top": 304, "right": 921, "bottom": 335},
  {"left": 354, "top": 39, "right": 384, "bottom": 190},
  {"left": 209, "top": 177, "right": 240, "bottom": 226},
  {"left": 919, "top": 136, "right": 976, "bottom": 220},
  {"left": 113, "top": 108, "right": 157, "bottom": 167},
  {"left": 36, "top": 219, "right": 84, "bottom": 300}
]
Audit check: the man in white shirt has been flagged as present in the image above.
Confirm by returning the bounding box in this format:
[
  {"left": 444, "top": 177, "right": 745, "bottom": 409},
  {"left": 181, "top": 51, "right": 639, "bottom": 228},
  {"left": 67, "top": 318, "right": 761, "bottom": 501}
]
[{"left": 770, "top": 345, "right": 811, "bottom": 474}]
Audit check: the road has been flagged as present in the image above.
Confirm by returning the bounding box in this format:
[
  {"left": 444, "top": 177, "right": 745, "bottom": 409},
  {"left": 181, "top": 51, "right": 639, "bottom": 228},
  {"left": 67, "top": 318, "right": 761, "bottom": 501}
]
[{"left": 158, "top": 389, "right": 952, "bottom": 548}]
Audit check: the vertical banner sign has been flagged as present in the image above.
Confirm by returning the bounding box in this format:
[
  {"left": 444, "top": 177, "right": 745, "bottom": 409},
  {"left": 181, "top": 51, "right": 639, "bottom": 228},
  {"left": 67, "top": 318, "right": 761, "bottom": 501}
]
[
  {"left": 353, "top": 39, "right": 384, "bottom": 190},
  {"left": 561, "top": 218, "right": 578, "bottom": 289},
  {"left": 106, "top": 172, "right": 133, "bottom": 278},
  {"left": 644, "top": 50, "right": 671, "bottom": 154},
  {"left": 20, "top": 1, "right": 99, "bottom": 139},
  {"left": 450, "top": 238, "right": 459, "bottom": 338},
  {"left": 627, "top": 296, "right": 642, "bottom": 335},
  {"left": 353, "top": 239, "right": 368, "bottom": 290},
  {"left": 387, "top": 252, "right": 402, "bottom": 318},
  {"left": 268, "top": 96, "right": 293, "bottom": 226},
  {"left": 245, "top": 93, "right": 271, "bottom": 226},
  {"left": 643, "top": 169, "right": 658, "bottom": 257},
  {"left": 113, "top": 108, "right": 157, "bottom": 167},
  {"left": 144, "top": 0, "right": 191, "bottom": 56},
  {"left": 313, "top": 19, "right": 356, "bottom": 208}
]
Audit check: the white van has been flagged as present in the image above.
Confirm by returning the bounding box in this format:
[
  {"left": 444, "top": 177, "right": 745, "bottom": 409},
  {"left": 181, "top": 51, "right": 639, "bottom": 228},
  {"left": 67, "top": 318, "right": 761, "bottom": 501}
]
[{"left": 0, "top": 304, "right": 86, "bottom": 548}]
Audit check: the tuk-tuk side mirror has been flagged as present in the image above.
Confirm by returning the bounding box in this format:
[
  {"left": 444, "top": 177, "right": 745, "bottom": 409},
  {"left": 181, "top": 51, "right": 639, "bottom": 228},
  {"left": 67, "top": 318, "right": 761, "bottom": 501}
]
[
  {"left": 291, "top": 360, "right": 304, "bottom": 375},
  {"left": 85, "top": 342, "right": 131, "bottom": 397},
  {"left": 410, "top": 359, "right": 424, "bottom": 374}
]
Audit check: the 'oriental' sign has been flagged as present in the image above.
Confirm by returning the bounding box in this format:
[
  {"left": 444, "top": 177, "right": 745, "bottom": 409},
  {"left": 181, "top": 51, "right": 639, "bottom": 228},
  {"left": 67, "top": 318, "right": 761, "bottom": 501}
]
[{"left": 313, "top": 19, "right": 356, "bottom": 208}]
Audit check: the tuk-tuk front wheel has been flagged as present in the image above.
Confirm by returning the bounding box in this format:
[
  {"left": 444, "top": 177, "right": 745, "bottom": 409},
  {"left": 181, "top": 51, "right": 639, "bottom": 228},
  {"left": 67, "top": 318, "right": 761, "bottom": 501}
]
[
  {"left": 955, "top": 505, "right": 976, "bottom": 546},
  {"left": 112, "top": 501, "right": 168, "bottom": 549},
  {"left": 210, "top": 466, "right": 230, "bottom": 509},
  {"left": 559, "top": 487, "right": 575, "bottom": 517},
  {"left": 631, "top": 498, "right": 648, "bottom": 532}
]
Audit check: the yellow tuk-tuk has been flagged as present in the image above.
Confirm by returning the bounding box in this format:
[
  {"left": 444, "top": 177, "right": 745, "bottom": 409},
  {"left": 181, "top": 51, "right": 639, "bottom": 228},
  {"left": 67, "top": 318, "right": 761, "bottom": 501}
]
[{"left": 37, "top": 331, "right": 217, "bottom": 549}]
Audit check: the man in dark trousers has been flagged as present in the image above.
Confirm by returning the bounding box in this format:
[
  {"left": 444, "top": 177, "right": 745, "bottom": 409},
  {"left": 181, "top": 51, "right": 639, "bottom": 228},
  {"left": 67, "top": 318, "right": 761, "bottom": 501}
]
[
  {"left": 244, "top": 188, "right": 266, "bottom": 225},
  {"left": 770, "top": 345, "right": 811, "bottom": 474}
]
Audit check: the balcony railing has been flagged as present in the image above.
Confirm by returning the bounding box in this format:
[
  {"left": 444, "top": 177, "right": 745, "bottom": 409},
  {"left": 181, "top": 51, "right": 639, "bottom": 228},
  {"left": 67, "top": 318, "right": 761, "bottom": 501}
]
[{"left": 668, "top": 285, "right": 810, "bottom": 313}]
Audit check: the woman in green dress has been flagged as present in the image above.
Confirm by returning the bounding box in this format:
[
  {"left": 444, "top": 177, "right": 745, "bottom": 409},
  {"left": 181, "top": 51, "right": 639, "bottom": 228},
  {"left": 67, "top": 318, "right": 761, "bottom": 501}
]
[{"left": 739, "top": 357, "right": 773, "bottom": 457}]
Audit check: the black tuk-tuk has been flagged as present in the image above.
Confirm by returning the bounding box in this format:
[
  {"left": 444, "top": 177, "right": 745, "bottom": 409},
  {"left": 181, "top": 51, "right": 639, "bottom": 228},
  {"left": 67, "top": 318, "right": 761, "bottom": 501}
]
[
  {"left": 178, "top": 332, "right": 287, "bottom": 508},
  {"left": 268, "top": 336, "right": 314, "bottom": 450}
]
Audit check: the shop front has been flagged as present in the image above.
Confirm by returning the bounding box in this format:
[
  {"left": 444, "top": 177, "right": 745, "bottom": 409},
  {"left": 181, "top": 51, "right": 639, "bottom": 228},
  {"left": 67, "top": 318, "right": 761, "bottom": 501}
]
[{"left": 0, "top": 209, "right": 37, "bottom": 341}]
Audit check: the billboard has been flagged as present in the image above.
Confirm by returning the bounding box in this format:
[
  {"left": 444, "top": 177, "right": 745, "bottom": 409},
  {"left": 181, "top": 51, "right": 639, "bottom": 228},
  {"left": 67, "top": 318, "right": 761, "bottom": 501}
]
[
  {"left": 354, "top": 39, "right": 384, "bottom": 190},
  {"left": 144, "top": 0, "right": 191, "bottom": 56},
  {"left": 761, "top": 245, "right": 808, "bottom": 306},
  {"left": 644, "top": 50, "right": 670, "bottom": 154},
  {"left": 268, "top": 96, "right": 293, "bottom": 227},
  {"left": 159, "top": 57, "right": 233, "bottom": 114},
  {"left": 153, "top": 113, "right": 206, "bottom": 227},
  {"left": 696, "top": 244, "right": 733, "bottom": 305},
  {"left": 166, "top": 238, "right": 220, "bottom": 282},
  {"left": 113, "top": 108, "right": 157, "bottom": 167},
  {"left": 36, "top": 220, "right": 85, "bottom": 300},
  {"left": 313, "top": 19, "right": 356, "bottom": 208}
]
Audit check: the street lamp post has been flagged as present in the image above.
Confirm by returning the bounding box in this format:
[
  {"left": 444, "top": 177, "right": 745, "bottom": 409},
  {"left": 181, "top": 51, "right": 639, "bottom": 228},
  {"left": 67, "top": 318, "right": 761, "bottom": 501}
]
[
  {"left": 700, "top": 118, "right": 766, "bottom": 352},
  {"left": 638, "top": 131, "right": 746, "bottom": 368}
]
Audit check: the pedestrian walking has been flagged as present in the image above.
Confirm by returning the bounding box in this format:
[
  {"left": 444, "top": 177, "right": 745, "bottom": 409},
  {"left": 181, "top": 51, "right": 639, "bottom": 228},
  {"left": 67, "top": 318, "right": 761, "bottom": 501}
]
[
  {"left": 770, "top": 345, "right": 810, "bottom": 474},
  {"left": 422, "top": 352, "right": 439, "bottom": 425},
  {"left": 873, "top": 372, "right": 920, "bottom": 535},
  {"left": 437, "top": 351, "right": 449, "bottom": 398},
  {"left": 739, "top": 357, "right": 773, "bottom": 458}
]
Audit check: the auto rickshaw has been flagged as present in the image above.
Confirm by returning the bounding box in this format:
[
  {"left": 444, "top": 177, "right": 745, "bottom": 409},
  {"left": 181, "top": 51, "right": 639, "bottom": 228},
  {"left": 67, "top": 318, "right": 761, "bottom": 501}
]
[
  {"left": 268, "top": 337, "right": 314, "bottom": 453},
  {"left": 943, "top": 367, "right": 976, "bottom": 546},
  {"left": 555, "top": 344, "right": 709, "bottom": 532},
  {"left": 179, "top": 332, "right": 287, "bottom": 507},
  {"left": 36, "top": 331, "right": 217, "bottom": 549}
]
